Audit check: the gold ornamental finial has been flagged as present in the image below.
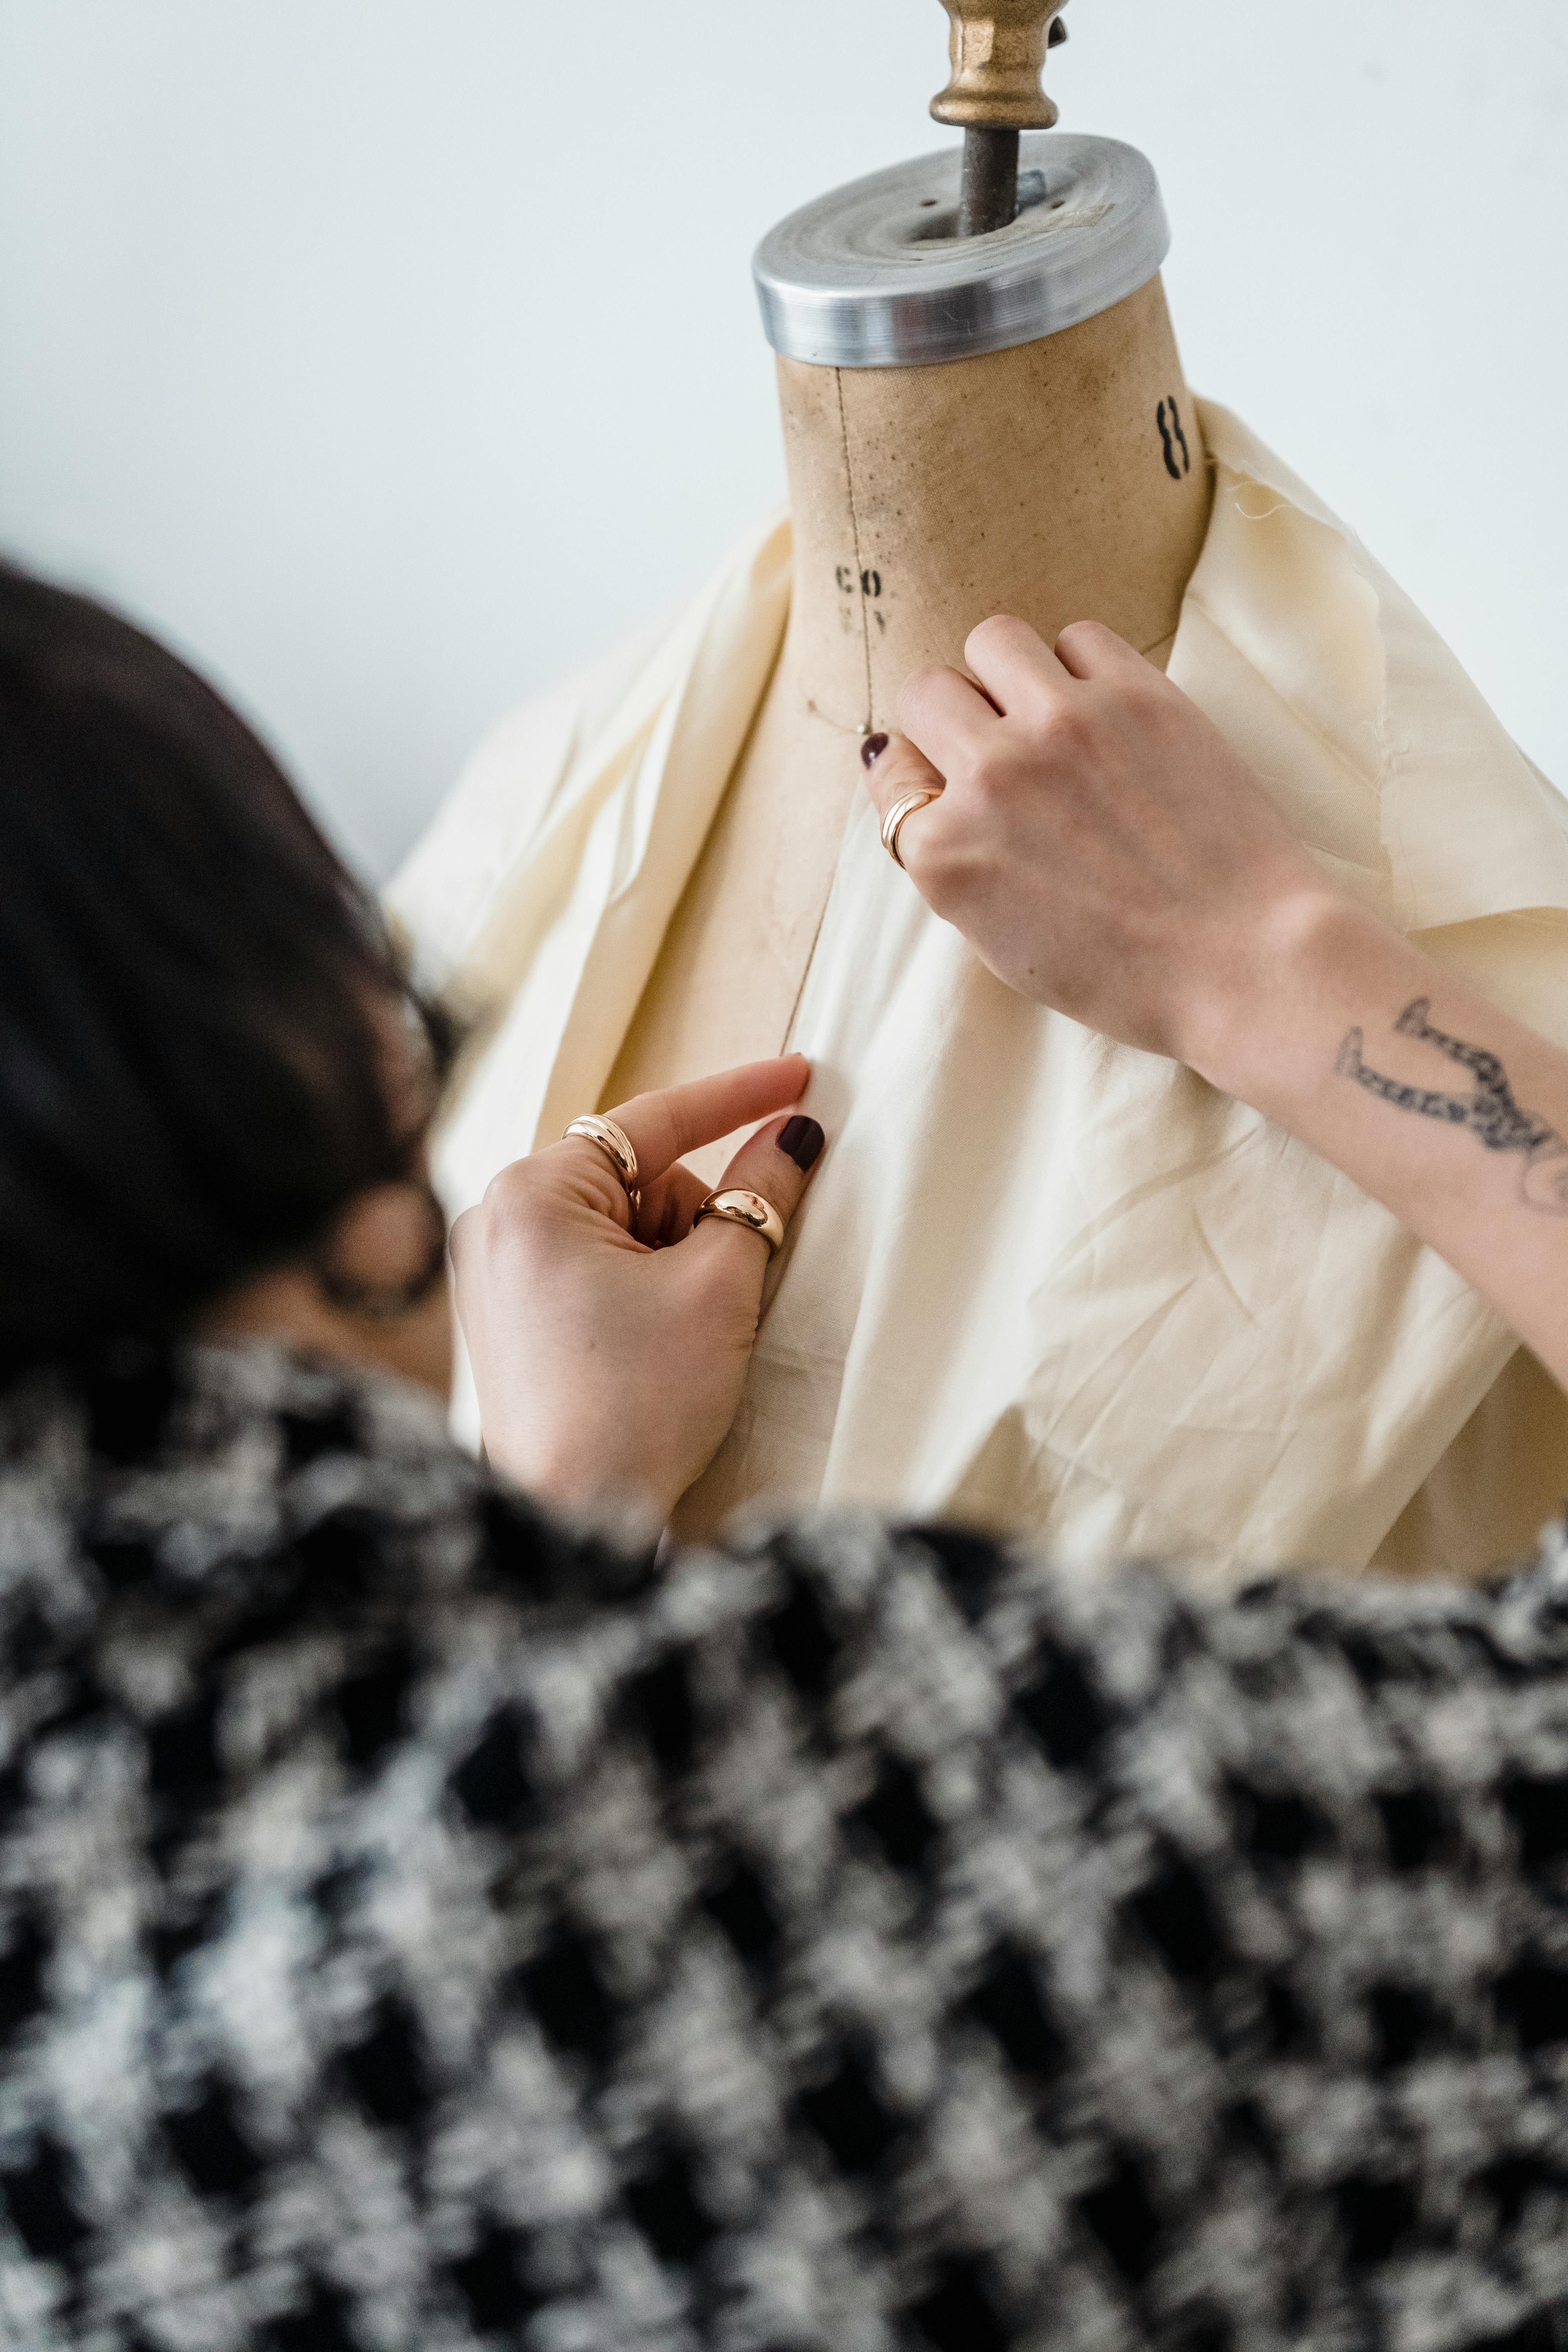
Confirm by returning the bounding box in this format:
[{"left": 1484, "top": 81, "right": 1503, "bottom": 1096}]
[
  {"left": 930, "top": 0, "right": 1069, "bottom": 131},
  {"left": 931, "top": 1, "right": 1070, "bottom": 236}
]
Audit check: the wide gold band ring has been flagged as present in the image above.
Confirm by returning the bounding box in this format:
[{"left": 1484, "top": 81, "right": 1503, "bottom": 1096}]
[
  {"left": 563, "top": 1113, "right": 642, "bottom": 1215},
  {"left": 880, "top": 786, "right": 943, "bottom": 873},
  {"left": 692, "top": 1187, "right": 786, "bottom": 1255}
]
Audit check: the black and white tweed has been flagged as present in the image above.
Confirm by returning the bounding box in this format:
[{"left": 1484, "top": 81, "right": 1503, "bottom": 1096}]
[{"left": 1, "top": 1340, "right": 1566, "bottom": 2350}]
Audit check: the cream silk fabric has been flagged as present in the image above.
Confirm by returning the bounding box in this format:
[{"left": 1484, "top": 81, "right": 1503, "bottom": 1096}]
[{"left": 391, "top": 402, "right": 1568, "bottom": 1584}]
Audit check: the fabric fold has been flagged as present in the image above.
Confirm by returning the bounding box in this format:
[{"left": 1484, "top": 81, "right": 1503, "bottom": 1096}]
[{"left": 391, "top": 401, "right": 1568, "bottom": 1581}]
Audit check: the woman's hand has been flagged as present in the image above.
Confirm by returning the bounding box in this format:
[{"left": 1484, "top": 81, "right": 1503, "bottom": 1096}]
[
  {"left": 450, "top": 1057, "right": 823, "bottom": 1520},
  {"left": 864, "top": 613, "right": 1568, "bottom": 1403},
  {"left": 862, "top": 614, "right": 1338, "bottom": 1078}
]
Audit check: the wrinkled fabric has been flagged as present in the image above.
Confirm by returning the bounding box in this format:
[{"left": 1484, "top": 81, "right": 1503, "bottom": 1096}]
[{"left": 392, "top": 403, "right": 1568, "bottom": 1582}]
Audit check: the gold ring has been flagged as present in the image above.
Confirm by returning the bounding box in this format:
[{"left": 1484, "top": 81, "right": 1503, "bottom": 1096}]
[
  {"left": 563, "top": 1113, "right": 641, "bottom": 1216},
  {"left": 880, "top": 786, "right": 942, "bottom": 872},
  {"left": 692, "top": 1187, "right": 786, "bottom": 1255}
]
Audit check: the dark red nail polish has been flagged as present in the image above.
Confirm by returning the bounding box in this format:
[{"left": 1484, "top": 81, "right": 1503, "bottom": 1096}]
[
  {"left": 777, "top": 1114, "right": 825, "bottom": 1172},
  {"left": 860, "top": 733, "right": 889, "bottom": 768}
]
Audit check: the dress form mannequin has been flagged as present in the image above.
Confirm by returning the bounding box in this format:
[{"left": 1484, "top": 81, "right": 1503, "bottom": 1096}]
[
  {"left": 604, "top": 86, "right": 1210, "bottom": 1138},
  {"left": 394, "top": 5, "right": 1568, "bottom": 1574}
]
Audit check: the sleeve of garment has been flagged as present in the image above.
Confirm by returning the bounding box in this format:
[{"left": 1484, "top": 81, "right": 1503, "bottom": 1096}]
[
  {"left": 454, "top": 1509, "right": 1568, "bottom": 2352},
  {"left": 8, "top": 1348, "right": 1568, "bottom": 2352}
]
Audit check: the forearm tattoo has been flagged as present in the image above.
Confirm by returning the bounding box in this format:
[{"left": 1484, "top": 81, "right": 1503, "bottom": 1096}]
[{"left": 1337, "top": 997, "right": 1568, "bottom": 1213}]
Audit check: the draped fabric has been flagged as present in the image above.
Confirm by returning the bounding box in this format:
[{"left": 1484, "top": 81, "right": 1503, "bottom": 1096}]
[{"left": 392, "top": 405, "right": 1568, "bottom": 1581}]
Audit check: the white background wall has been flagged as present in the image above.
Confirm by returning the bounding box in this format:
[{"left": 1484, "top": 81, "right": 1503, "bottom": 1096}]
[{"left": 2, "top": 1, "right": 1563, "bottom": 881}]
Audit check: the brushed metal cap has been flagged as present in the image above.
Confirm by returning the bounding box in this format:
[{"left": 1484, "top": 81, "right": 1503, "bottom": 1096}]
[{"left": 753, "top": 133, "right": 1169, "bottom": 371}]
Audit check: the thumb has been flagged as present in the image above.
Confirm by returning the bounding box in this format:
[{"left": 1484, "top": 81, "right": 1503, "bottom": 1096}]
[
  {"left": 860, "top": 733, "right": 946, "bottom": 874},
  {"left": 680, "top": 1111, "right": 827, "bottom": 1281}
]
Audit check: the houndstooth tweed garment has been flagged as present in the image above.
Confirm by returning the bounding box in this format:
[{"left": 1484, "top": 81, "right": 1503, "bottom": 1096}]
[{"left": 2, "top": 1340, "right": 1567, "bottom": 2351}]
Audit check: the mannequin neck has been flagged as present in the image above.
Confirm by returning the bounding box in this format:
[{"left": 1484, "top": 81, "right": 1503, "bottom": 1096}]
[{"left": 774, "top": 271, "right": 1212, "bottom": 735}]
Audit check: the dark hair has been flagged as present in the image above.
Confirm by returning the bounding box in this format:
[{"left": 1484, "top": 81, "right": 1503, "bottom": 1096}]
[{"left": 0, "top": 560, "right": 456, "bottom": 1383}]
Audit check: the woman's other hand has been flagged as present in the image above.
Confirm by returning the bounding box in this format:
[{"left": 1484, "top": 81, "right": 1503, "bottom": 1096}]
[
  {"left": 450, "top": 1057, "right": 823, "bottom": 1519},
  {"left": 862, "top": 615, "right": 1338, "bottom": 1080}
]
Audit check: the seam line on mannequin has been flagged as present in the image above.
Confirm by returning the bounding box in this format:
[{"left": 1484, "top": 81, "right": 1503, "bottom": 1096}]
[
  {"left": 835, "top": 368, "right": 874, "bottom": 730},
  {"left": 778, "top": 780, "right": 863, "bottom": 1057},
  {"left": 779, "top": 902, "right": 828, "bottom": 1057}
]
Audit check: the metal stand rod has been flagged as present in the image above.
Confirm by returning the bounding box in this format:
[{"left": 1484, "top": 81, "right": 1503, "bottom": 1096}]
[{"left": 957, "top": 126, "right": 1020, "bottom": 237}]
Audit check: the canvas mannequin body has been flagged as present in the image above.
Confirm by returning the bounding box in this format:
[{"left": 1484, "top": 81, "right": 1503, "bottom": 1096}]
[{"left": 604, "top": 269, "right": 1211, "bottom": 1144}]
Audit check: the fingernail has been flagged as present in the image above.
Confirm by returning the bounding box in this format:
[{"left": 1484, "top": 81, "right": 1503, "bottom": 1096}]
[
  {"left": 860, "top": 733, "right": 889, "bottom": 768},
  {"left": 777, "top": 1114, "right": 825, "bottom": 1172}
]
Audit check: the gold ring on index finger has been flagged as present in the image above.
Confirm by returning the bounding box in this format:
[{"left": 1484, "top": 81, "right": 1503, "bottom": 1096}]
[
  {"left": 563, "top": 1113, "right": 641, "bottom": 1216},
  {"left": 881, "top": 786, "right": 943, "bottom": 873},
  {"left": 692, "top": 1188, "right": 786, "bottom": 1255}
]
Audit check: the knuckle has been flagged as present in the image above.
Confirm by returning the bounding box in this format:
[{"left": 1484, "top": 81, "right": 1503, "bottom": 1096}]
[
  {"left": 1056, "top": 617, "right": 1113, "bottom": 652},
  {"left": 690, "top": 1232, "right": 765, "bottom": 1305},
  {"left": 480, "top": 1161, "right": 532, "bottom": 1225},
  {"left": 967, "top": 611, "right": 1028, "bottom": 661},
  {"left": 1037, "top": 701, "right": 1095, "bottom": 762},
  {"left": 895, "top": 665, "right": 949, "bottom": 726},
  {"left": 968, "top": 743, "right": 1025, "bottom": 804},
  {"left": 967, "top": 749, "right": 1004, "bottom": 804}
]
